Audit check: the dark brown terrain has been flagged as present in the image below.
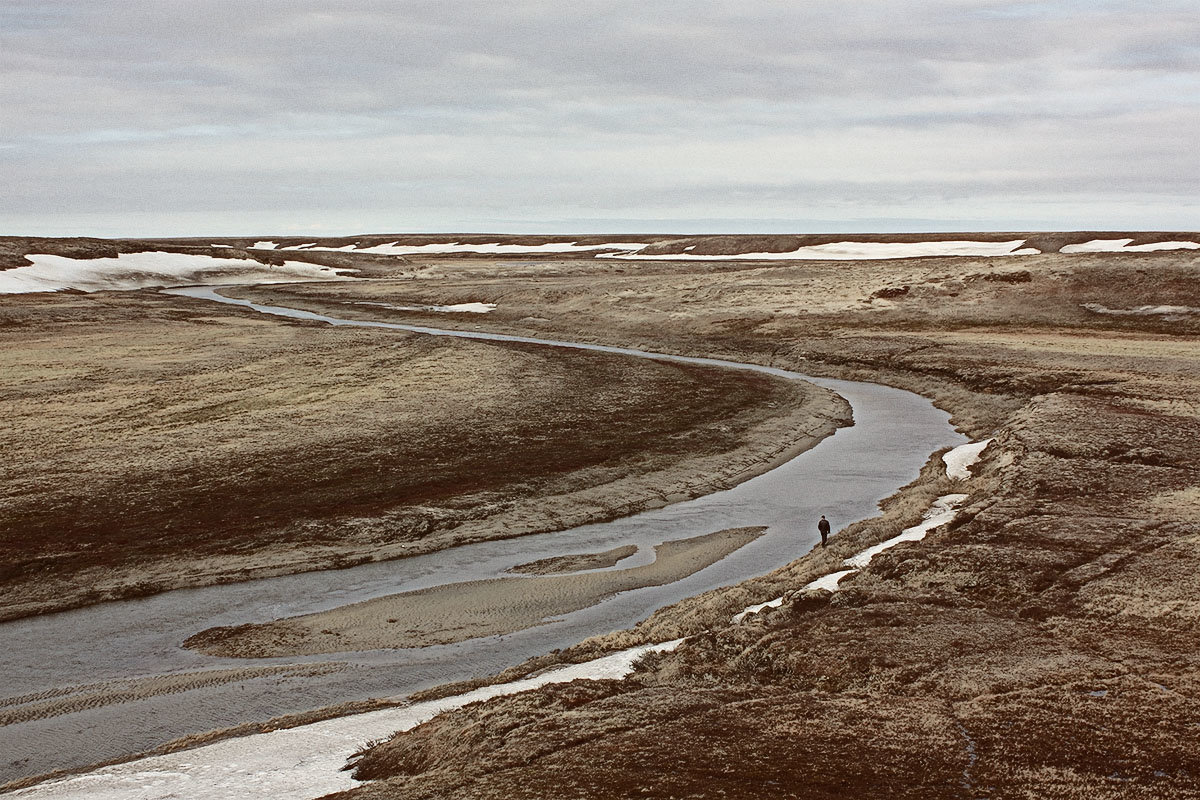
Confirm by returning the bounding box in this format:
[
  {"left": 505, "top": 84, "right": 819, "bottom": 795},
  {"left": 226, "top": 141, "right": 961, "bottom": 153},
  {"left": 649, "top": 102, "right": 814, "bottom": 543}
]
[
  {"left": 2, "top": 232, "right": 1198, "bottom": 797},
  {"left": 220, "top": 237, "right": 1197, "bottom": 800}
]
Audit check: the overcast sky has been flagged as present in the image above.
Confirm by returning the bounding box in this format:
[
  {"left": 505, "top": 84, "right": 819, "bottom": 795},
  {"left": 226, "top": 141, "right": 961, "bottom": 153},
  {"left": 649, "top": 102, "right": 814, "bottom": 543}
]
[{"left": 2, "top": 0, "right": 1197, "bottom": 236}]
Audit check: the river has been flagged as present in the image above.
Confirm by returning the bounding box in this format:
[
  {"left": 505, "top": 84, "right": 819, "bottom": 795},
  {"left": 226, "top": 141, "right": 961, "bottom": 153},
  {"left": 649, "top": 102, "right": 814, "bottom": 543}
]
[{"left": 0, "top": 286, "right": 962, "bottom": 785}]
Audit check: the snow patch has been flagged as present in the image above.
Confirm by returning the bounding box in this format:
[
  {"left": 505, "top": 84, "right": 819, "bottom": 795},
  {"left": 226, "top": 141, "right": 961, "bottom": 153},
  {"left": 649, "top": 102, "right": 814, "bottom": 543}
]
[
  {"left": 430, "top": 302, "right": 495, "bottom": 313},
  {"left": 1061, "top": 238, "right": 1200, "bottom": 254},
  {"left": 804, "top": 569, "right": 858, "bottom": 592},
  {"left": 943, "top": 439, "right": 993, "bottom": 480},
  {"left": 1082, "top": 303, "right": 1200, "bottom": 317},
  {"left": 599, "top": 240, "right": 1040, "bottom": 261},
  {"left": 730, "top": 597, "right": 784, "bottom": 624},
  {"left": 250, "top": 241, "right": 279, "bottom": 250},
  {"left": 354, "top": 300, "right": 496, "bottom": 314},
  {"left": 843, "top": 494, "right": 968, "bottom": 569},
  {"left": 281, "top": 241, "right": 650, "bottom": 256},
  {"left": 0, "top": 253, "right": 354, "bottom": 295},
  {"left": 12, "top": 640, "right": 683, "bottom": 800}
]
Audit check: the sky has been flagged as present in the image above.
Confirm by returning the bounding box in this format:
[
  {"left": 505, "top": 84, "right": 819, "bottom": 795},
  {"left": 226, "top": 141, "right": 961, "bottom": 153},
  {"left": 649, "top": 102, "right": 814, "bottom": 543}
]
[{"left": 1, "top": 0, "right": 1198, "bottom": 237}]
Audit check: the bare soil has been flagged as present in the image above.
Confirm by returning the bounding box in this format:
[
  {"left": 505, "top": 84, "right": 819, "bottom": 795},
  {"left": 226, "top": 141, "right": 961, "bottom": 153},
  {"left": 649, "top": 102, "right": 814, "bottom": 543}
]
[{"left": 264, "top": 241, "right": 1200, "bottom": 799}]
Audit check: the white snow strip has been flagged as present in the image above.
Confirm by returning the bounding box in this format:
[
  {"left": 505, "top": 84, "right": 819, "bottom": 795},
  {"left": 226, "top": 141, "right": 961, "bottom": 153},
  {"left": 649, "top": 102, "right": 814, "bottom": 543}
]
[
  {"left": 599, "top": 240, "right": 1040, "bottom": 261},
  {"left": 354, "top": 300, "right": 496, "bottom": 314},
  {"left": 730, "top": 597, "right": 784, "bottom": 624},
  {"left": 1082, "top": 303, "right": 1200, "bottom": 317},
  {"left": 1124, "top": 241, "right": 1200, "bottom": 252},
  {"left": 943, "top": 439, "right": 993, "bottom": 480},
  {"left": 12, "top": 640, "right": 683, "bottom": 800},
  {"left": 280, "top": 241, "right": 650, "bottom": 256},
  {"left": 804, "top": 569, "right": 858, "bottom": 592},
  {"left": 732, "top": 492, "right": 972, "bottom": 623},
  {"left": 250, "top": 241, "right": 278, "bottom": 250},
  {"left": 432, "top": 302, "right": 496, "bottom": 313},
  {"left": 1060, "top": 238, "right": 1133, "bottom": 253},
  {"left": 843, "top": 494, "right": 968, "bottom": 569},
  {"left": 1061, "top": 238, "right": 1200, "bottom": 254},
  {"left": 0, "top": 253, "right": 354, "bottom": 295},
  {"left": 210, "top": 244, "right": 232, "bottom": 248}
]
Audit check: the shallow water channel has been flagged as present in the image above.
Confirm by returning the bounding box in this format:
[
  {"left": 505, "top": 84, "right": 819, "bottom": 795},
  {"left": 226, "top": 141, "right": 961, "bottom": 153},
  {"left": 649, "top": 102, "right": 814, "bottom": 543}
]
[{"left": 0, "top": 286, "right": 963, "bottom": 785}]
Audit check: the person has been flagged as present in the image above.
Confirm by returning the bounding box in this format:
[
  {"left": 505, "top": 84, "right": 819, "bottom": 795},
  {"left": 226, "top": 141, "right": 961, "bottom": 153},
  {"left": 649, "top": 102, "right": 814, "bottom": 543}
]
[{"left": 818, "top": 515, "right": 831, "bottom": 548}]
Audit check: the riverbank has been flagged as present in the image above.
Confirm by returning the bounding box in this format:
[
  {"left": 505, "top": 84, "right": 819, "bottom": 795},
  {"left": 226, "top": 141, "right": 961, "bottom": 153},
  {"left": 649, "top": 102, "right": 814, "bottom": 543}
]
[
  {"left": 4, "top": 235, "right": 1197, "bottom": 796},
  {"left": 245, "top": 244, "right": 1200, "bottom": 798},
  {"left": 0, "top": 285, "right": 846, "bottom": 622},
  {"left": 0, "top": 294, "right": 949, "bottom": 787}
]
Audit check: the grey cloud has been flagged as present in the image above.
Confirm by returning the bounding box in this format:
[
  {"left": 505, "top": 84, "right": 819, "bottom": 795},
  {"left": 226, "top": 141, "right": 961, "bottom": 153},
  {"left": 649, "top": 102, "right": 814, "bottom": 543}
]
[{"left": 1, "top": 0, "right": 1197, "bottom": 234}]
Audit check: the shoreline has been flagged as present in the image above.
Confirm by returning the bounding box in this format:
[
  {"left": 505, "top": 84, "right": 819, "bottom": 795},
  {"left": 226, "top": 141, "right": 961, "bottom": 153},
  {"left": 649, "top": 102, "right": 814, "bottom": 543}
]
[
  {"left": 183, "top": 527, "right": 768, "bottom": 659},
  {"left": 0, "top": 382, "right": 846, "bottom": 624},
  {"left": 0, "top": 441, "right": 988, "bottom": 796},
  {"left": 0, "top": 309, "right": 945, "bottom": 788},
  {"left": 0, "top": 288, "right": 849, "bottom": 624},
  {"left": 3, "top": 238, "right": 1197, "bottom": 796}
]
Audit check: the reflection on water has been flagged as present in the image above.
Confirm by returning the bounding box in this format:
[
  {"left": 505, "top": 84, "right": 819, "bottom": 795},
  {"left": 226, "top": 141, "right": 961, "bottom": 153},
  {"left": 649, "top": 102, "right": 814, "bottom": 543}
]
[{"left": 0, "top": 285, "right": 963, "bottom": 783}]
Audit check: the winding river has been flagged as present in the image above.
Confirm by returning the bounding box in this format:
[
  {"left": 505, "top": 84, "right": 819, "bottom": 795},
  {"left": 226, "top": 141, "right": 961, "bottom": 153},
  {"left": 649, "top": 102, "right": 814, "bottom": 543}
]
[{"left": 0, "top": 286, "right": 963, "bottom": 785}]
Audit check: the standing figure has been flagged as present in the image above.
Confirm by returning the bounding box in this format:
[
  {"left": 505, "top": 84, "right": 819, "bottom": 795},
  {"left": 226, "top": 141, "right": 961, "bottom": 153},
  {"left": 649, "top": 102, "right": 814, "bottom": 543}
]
[{"left": 818, "top": 515, "right": 831, "bottom": 548}]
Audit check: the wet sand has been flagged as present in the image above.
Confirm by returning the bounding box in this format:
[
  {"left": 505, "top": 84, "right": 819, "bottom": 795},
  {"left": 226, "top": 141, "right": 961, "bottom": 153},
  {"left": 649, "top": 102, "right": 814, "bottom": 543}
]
[{"left": 185, "top": 527, "right": 765, "bottom": 658}]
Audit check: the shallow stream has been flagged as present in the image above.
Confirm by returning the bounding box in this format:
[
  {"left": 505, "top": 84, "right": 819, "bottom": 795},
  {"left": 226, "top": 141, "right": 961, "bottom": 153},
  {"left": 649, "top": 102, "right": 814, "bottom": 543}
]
[{"left": 0, "top": 286, "right": 963, "bottom": 784}]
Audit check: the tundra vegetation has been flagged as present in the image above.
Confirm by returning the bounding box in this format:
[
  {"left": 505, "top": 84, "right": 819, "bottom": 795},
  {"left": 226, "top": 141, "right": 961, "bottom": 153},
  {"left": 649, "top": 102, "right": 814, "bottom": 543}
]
[{"left": 2, "top": 232, "right": 1198, "bottom": 797}]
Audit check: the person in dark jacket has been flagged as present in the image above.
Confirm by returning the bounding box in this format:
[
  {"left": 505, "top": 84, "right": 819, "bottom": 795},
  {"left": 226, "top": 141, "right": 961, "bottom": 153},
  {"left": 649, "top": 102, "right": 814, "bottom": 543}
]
[{"left": 818, "top": 515, "right": 831, "bottom": 547}]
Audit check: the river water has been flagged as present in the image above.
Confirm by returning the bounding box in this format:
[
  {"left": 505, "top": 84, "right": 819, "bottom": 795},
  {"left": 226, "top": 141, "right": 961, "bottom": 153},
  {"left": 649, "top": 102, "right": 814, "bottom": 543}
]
[{"left": 0, "top": 287, "right": 963, "bottom": 785}]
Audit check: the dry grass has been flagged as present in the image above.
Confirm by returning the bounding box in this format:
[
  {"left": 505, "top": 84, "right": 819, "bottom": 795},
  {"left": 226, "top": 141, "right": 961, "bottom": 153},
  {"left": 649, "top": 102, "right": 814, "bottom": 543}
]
[
  {"left": 0, "top": 289, "right": 840, "bottom": 621},
  {"left": 311, "top": 242, "right": 1200, "bottom": 798}
]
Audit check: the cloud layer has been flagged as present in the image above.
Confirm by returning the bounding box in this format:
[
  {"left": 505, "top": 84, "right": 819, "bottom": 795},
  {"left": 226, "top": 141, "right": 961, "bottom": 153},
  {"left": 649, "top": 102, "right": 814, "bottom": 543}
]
[{"left": 2, "top": 1, "right": 1197, "bottom": 235}]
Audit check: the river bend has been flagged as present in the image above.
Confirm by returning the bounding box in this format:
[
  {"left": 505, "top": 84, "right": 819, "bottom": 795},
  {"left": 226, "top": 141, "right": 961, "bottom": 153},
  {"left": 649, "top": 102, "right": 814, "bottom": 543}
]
[{"left": 0, "top": 286, "right": 963, "bottom": 784}]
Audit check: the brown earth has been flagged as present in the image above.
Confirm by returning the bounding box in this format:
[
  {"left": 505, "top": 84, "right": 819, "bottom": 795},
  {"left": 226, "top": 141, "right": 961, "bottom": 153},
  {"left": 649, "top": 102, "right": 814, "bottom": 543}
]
[
  {"left": 0, "top": 284, "right": 846, "bottom": 622},
  {"left": 232, "top": 241, "right": 1200, "bottom": 799}
]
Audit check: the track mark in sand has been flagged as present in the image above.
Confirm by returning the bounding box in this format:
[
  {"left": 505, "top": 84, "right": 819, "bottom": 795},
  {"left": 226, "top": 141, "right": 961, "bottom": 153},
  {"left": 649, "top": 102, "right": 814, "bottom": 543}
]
[{"left": 0, "top": 663, "right": 347, "bottom": 727}]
